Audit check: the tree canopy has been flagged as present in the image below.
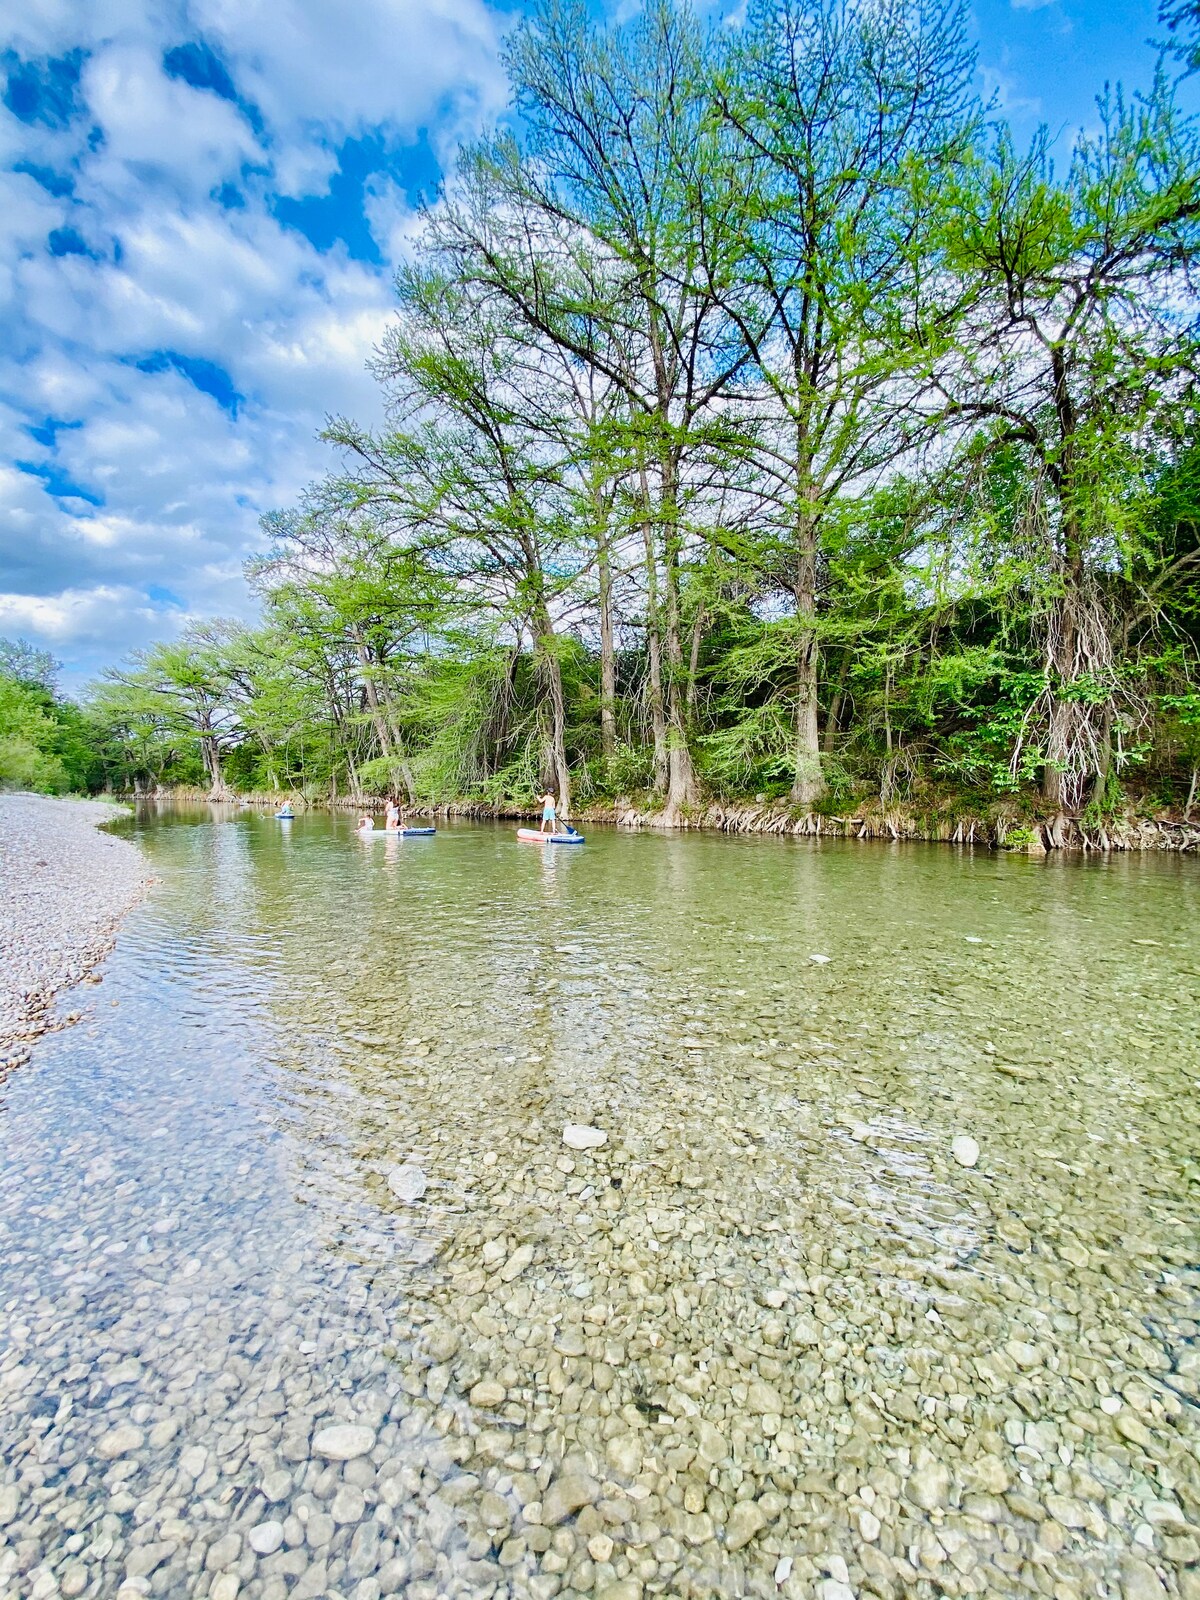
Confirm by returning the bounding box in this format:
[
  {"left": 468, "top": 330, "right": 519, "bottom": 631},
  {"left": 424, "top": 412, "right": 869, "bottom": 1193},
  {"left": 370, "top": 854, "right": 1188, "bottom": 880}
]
[{"left": 50, "top": 0, "right": 1200, "bottom": 828}]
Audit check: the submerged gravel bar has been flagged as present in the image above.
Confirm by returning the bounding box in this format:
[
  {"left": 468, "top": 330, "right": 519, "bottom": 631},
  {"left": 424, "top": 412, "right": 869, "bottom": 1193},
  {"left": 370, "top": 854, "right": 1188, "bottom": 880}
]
[{"left": 0, "top": 793, "right": 152, "bottom": 1070}]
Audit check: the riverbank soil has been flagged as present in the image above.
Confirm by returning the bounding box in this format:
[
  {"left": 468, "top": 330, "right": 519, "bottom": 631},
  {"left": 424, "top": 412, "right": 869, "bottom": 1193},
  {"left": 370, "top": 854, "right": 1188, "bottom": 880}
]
[{"left": 0, "top": 793, "right": 152, "bottom": 1070}]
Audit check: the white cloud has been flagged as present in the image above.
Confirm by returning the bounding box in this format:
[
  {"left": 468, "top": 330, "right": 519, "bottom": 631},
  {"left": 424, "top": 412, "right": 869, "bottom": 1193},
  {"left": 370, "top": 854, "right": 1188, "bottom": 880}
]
[
  {"left": 194, "top": 0, "right": 506, "bottom": 141},
  {"left": 0, "top": 0, "right": 510, "bottom": 686},
  {"left": 0, "top": 583, "right": 158, "bottom": 644},
  {"left": 83, "top": 44, "right": 260, "bottom": 190}
]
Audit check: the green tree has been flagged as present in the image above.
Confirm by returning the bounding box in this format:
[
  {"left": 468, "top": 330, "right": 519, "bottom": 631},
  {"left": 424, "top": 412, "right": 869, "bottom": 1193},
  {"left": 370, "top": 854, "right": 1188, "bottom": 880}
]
[
  {"left": 330, "top": 272, "right": 589, "bottom": 811},
  {"left": 713, "top": 0, "right": 978, "bottom": 802},
  {"left": 93, "top": 627, "right": 241, "bottom": 799},
  {"left": 429, "top": 0, "right": 758, "bottom": 819},
  {"left": 925, "top": 83, "right": 1200, "bottom": 811}
]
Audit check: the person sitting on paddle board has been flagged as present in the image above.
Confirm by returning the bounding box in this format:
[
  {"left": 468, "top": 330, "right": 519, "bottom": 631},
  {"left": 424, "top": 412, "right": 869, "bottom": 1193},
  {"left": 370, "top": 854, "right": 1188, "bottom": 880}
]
[
  {"left": 358, "top": 814, "right": 374, "bottom": 831},
  {"left": 539, "top": 791, "right": 558, "bottom": 834}
]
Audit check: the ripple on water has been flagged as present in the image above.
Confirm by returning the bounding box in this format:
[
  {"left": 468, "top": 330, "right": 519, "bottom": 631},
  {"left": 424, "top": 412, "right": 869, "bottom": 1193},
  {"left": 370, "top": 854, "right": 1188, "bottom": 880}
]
[{"left": 0, "top": 811, "right": 1198, "bottom": 1599}]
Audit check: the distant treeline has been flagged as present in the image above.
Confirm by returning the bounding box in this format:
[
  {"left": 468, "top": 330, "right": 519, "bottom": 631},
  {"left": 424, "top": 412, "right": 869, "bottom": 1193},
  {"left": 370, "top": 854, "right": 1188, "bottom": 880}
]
[
  {"left": 39, "top": 1, "right": 1200, "bottom": 820},
  {"left": 0, "top": 640, "right": 107, "bottom": 795}
]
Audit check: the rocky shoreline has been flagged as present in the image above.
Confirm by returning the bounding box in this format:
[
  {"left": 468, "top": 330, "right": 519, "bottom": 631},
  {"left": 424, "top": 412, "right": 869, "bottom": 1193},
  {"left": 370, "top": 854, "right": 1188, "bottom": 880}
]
[{"left": 0, "top": 793, "right": 153, "bottom": 1071}]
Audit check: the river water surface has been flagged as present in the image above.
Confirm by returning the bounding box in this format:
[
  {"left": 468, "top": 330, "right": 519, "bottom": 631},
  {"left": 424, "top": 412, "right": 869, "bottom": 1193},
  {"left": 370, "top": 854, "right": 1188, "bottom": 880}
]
[{"left": 1, "top": 809, "right": 1198, "bottom": 1600}]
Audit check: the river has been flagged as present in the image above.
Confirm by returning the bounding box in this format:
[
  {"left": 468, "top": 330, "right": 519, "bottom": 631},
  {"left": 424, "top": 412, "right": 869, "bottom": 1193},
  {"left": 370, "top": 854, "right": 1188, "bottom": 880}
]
[{"left": 1, "top": 807, "right": 1197, "bottom": 1600}]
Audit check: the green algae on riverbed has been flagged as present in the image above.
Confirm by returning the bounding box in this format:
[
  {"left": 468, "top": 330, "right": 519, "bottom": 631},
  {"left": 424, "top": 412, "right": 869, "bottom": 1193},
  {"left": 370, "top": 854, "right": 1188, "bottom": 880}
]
[{"left": 0, "top": 809, "right": 1198, "bottom": 1600}]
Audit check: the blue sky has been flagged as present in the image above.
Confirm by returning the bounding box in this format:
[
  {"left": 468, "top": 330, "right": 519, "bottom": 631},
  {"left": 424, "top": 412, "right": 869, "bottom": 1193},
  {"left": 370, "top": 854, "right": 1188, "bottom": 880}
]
[{"left": 0, "top": 0, "right": 1191, "bottom": 689}]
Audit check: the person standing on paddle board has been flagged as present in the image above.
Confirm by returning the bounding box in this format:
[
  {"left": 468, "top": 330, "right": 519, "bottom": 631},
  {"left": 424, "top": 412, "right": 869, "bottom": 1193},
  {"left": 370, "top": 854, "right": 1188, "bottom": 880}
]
[
  {"left": 539, "top": 791, "right": 558, "bottom": 834},
  {"left": 384, "top": 799, "right": 400, "bottom": 831}
]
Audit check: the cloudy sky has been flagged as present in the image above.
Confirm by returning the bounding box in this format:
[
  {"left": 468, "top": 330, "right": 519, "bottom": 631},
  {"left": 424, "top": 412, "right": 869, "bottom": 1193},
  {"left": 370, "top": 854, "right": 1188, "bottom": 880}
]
[{"left": 0, "top": 0, "right": 1183, "bottom": 689}]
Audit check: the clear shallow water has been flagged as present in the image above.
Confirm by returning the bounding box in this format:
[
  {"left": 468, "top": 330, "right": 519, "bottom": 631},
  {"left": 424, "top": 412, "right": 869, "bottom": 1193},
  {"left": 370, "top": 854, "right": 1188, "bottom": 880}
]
[{"left": 1, "top": 809, "right": 1198, "bottom": 1600}]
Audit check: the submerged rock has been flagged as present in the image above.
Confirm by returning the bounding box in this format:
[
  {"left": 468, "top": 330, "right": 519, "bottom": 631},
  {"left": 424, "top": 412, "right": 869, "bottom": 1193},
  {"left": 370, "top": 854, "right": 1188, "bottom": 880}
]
[
  {"left": 387, "top": 1162, "right": 428, "bottom": 1201},
  {"left": 951, "top": 1134, "right": 980, "bottom": 1168},
  {"left": 542, "top": 1472, "right": 600, "bottom": 1524},
  {"left": 907, "top": 1458, "right": 951, "bottom": 1510},
  {"left": 96, "top": 1424, "right": 143, "bottom": 1459},
  {"left": 249, "top": 1521, "right": 284, "bottom": 1555},
  {"left": 311, "top": 1423, "right": 375, "bottom": 1461},
  {"left": 1120, "top": 1560, "right": 1169, "bottom": 1600}
]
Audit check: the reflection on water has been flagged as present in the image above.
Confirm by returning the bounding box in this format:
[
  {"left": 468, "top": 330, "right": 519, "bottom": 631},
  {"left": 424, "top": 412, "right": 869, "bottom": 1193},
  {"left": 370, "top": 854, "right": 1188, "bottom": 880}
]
[{"left": 1, "top": 808, "right": 1198, "bottom": 1600}]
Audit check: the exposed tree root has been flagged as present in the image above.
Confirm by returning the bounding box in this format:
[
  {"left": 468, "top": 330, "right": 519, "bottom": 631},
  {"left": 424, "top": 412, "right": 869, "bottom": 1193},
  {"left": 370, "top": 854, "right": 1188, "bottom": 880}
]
[{"left": 126, "top": 788, "right": 1200, "bottom": 851}]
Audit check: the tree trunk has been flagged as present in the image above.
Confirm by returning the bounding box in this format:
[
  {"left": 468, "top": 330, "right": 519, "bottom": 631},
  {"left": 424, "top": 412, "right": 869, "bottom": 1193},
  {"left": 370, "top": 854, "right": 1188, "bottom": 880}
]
[
  {"left": 686, "top": 603, "right": 706, "bottom": 715},
  {"left": 823, "top": 651, "right": 850, "bottom": 756},
  {"left": 200, "top": 729, "right": 231, "bottom": 801},
  {"left": 377, "top": 679, "right": 417, "bottom": 802},
  {"left": 641, "top": 506, "right": 668, "bottom": 795},
  {"left": 1040, "top": 558, "right": 1100, "bottom": 816},
  {"left": 353, "top": 633, "right": 394, "bottom": 760},
  {"left": 791, "top": 504, "right": 824, "bottom": 805},
  {"left": 533, "top": 604, "right": 572, "bottom": 817},
  {"left": 1088, "top": 706, "right": 1114, "bottom": 810},
  {"left": 345, "top": 744, "right": 362, "bottom": 801},
  {"left": 1040, "top": 366, "right": 1109, "bottom": 814},
  {"left": 598, "top": 525, "right": 617, "bottom": 760},
  {"left": 659, "top": 451, "right": 697, "bottom": 822}
]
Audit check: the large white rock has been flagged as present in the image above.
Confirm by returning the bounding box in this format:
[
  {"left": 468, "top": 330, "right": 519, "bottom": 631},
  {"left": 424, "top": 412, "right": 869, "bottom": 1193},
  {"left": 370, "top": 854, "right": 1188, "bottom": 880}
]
[
  {"left": 563, "top": 1125, "right": 607, "bottom": 1150},
  {"left": 249, "top": 1521, "right": 284, "bottom": 1555},
  {"left": 387, "top": 1163, "right": 427, "bottom": 1202},
  {"left": 311, "top": 1424, "right": 375, "bottom": 1461},
  {"left": 951, "top": 1135, "right": 980, "bottom": 1169}
]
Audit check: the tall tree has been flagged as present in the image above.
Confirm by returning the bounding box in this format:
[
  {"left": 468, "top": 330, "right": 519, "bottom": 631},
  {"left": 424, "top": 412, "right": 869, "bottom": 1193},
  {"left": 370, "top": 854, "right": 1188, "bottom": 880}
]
[
  {"left": 713, "top": 0, "right": 978, "bottom": 802},
  {"left": 329, "top": 271, "right": 586, "bottom": 811},
  {"left": 428, "top": 0, "right": 758, "bottom": 819},
  {"left": 0, "top": 637, "right": 60, "bottom": 692},
  {"left": 95, "top": 626, "right": 241, "bottom": 800},
  {"left": 251, "top": 494, "right": 447, "bottom": 801},
  {"left": 925, "top": 84, "right": 1200, "bottom": 811}
]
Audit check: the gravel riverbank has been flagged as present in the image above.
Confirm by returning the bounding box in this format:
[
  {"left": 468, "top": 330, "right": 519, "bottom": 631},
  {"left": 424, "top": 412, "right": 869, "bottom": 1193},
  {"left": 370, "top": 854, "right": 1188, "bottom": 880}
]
[{"left": 0, "top": 793, "right": 152, "bottom": 1071}]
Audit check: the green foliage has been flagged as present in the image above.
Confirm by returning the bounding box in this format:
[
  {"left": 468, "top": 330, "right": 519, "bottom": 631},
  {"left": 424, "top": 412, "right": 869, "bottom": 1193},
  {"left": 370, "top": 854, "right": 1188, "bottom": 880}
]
[
  {"left": 1000, "top": 825, "right": 1037, "bottom": 850},
  {"left": 0, "top": 648, "right": 108, "bottom": 794},
  {"left": 938, "top": 672, "right": 1047, "bottom": 793},
  {"left": 62, "top": 0, "right": 1200, "bottom": 823},
  {"left": 0, "top": 675, "right": 71, "bottom": 792}
]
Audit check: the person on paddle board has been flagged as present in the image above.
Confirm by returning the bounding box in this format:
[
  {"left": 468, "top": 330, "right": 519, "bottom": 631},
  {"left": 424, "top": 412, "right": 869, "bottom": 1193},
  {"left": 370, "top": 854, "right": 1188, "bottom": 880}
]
[
  {"left": 539, "top": 790, "right": 558, "bottom": 834},
  {"left": 385, "top": 799, "right": 400, "bottom": 831}
]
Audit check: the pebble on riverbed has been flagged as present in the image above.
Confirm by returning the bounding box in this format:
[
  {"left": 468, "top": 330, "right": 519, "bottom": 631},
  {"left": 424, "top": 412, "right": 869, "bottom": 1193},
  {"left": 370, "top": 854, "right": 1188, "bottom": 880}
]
[
  {"left": 951, "top": 1134, "right": 981, "bottom": 1167},
  {"left": 386, "top": 1162, "right": 428, "bottom": 1201}
]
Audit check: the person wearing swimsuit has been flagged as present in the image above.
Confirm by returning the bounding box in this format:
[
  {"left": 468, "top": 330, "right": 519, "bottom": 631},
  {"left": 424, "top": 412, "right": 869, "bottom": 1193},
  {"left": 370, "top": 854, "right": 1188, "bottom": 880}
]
[{"left": 539, "top": 792, "right": 557, "bottom": 834}]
